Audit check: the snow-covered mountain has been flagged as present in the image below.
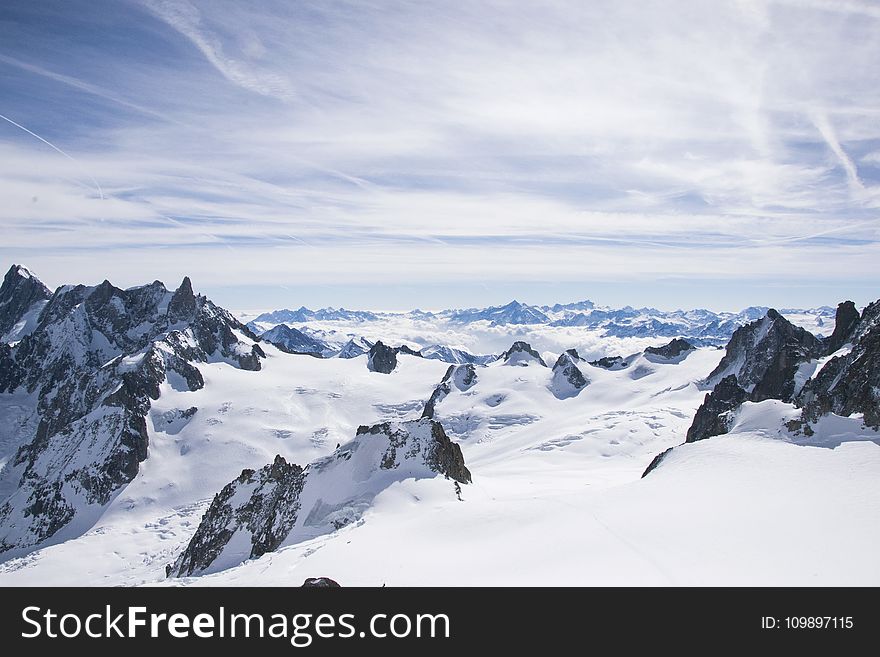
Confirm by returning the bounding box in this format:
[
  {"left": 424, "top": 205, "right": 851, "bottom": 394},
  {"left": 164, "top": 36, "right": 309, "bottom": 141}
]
[
  {"left": 0, "top": 265, "right": 877, "bottom": 587},
  {"left": 259, "top": 324, "right": 332, "bottom": 356},
  {"left": 0, "top": 267, "right": 264, "bottom": 557},
  {"left": 249, "top": 306, "right": 380, "bottom": 328},
  {"left": 448, "top": 299, "right": 550, "bottom": 325}
]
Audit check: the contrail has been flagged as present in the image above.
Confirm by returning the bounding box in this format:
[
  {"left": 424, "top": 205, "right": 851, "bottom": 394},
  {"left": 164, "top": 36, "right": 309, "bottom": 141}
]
[{"left": 0, "top": 112, "right": 104, "bottom": 200}]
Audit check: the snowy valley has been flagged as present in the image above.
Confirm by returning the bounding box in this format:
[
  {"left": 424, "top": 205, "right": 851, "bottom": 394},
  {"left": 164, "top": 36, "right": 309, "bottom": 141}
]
[{"left": 0, "top": 264, "right": 878, "bottom": 586}]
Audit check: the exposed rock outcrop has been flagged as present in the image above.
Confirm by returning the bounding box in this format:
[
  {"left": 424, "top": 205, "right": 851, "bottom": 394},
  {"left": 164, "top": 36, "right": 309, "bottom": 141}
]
[
  {"left": 797, "top": 300, "right": 880, "bottom": 429},
  {"left": 422, "top": 364, "right": 478, "bottom": 419},
  {"left": 169, "top": 418, "right": 470, "bottom": 576},
  {"left": 170, "top": 455, "right": 306, "bottom": 577},
  {"left": 397, "top": 345, "right": 423, "bottom": 358},
  {"left": 644, "top": 338, "right": 694, "bottom": 362},
  {"left": 500, "top": 341, "right": 547, "bottom": 367},
  {"left": 367, "top": 340, "right": 398, "bottom": 373},
  {"left": 302, "top": 577, "right": 340, "bottom": 587},
  {"left": 823, "top": 300, "right": 860, "bottom": 355},
  {"left": 686, "top": 375, "right": 748, "bottom": 442},
  {"left": 0, "top": 265, "right": 52, "bottom": 343},
  {"left": 355, "top": 420, "right": 471, "bottom": 484},
  {"left": 549, "top": 349, "right": 589, "bottom": 399},
  {"left": 703, "top": 309, "right": 822, "bottom": 403},
  {"left": 641, "top": 447, "right": 674, "bottom": 478},
  {"left": 588, "top": 355, "right": 628, "bottom": 370}
]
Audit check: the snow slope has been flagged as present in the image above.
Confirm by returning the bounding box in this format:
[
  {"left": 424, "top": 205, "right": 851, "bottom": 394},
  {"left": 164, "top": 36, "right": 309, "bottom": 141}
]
[
  {"left": 0, "top": 275, "right": 876, "bottom": 588},
  {"left": 2, "top": 334, "right": 876, "bottom": 586}
]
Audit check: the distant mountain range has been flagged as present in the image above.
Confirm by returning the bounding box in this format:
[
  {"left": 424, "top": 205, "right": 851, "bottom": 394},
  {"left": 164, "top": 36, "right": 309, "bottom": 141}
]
[{"left": 246, "top": 298, "right": 837, "bottom": 349}]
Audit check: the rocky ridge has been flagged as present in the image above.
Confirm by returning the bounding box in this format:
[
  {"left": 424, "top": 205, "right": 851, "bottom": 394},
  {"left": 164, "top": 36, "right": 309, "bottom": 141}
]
[{"left": 170, "top": 418, "right": 470, "bottom": 576}]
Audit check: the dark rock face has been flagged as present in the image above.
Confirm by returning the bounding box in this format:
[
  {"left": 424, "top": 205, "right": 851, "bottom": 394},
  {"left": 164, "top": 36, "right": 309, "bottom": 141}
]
[
  {"left": 797, "top": 300, "right": 880, "bottom": 429},
  {"left": 644, "top": 338, "right": 694, "bottom": 361},
  {"left": 367, "top": 341, "right": 398, "bottom": 373},
  {"left": 686, "top": 375, "right": 748, "bottom": 443},
  {"left": 501, "top": 341, "right": 547, "bottom": 366},
  {"left": 0, "top": 265, "right": 52, "bottom": 343},
  {"left": 397, "top": 345, "right": 423, "bottom": 358},
  {"left": 823, "top": 300, "right": 860, "bottom": 355},
  {"left": 648, "top": 299, "right": 880, "bottom": 476},
  {"left": 549, "top": 350, "right": 589, "bottom": 399},
  {"left": 170, "top": 455, "right": 306, "bottom": 577},
  {"left": 170, "top": 418, "right": 470, "bottom": 576},
  {"left": 588, "top": 355, "right": 628, "bottom": 370},
  {"left": 302, "top": 577, "right": 340, "bottom": 587},
  {"left": 641, "top": 447, "right": 674, "bottom": 478},
  {"left": 422, "top": 364, "right": 478, "bottom": 419},
  {"left": 704, "top": 309, "right": 822, "bottom": 403},
  {"left": 0, "top": 272, "right": 266, "bottom": 556}
]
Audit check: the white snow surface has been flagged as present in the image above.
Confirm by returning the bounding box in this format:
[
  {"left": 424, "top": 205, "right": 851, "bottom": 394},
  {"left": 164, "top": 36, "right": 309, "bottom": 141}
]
[{"left": 1, "top": 340, "right": 878, "bottom": 586}]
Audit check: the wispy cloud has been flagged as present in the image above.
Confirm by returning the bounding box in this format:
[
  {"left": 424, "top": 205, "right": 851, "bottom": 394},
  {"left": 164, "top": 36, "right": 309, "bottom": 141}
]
[
  {"left": 811, "top": 110, "right": 865, "bottom": 194},
  {"left": 139, "top": 0, "right": 295, "bottom": 101},
  {"left": 0, "top": 0, "right": 878, "bottom": 308}
]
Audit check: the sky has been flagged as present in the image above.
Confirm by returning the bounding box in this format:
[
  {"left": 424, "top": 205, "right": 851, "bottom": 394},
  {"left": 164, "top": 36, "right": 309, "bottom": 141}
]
[{"left": 0, "top": 0, "right": 879, "bottom": 312}]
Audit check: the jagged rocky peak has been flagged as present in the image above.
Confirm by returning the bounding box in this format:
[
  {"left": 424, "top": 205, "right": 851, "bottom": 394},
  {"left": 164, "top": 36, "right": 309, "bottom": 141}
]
[
  {"left": 501, "top": 341, "right": 547, "bottom": 367},
  {"left": 644, "top": 338, "right": 694, "bottom": 361},
  {"left": 0, "top": 271, "right": 266, "bottom": 557},
  {"left": 824, "top": 300, "right": 860, "bottom": 355},
  {"left": 686, "top": 375, "right": 748, "bottom": 443},
  {"left": 170, "top": 455, "right": 307, "bottom": 577},
  {"left": 367, "top": 340, "right": 397, "bottom": 373},
  {"left": 170, "top": 418, "right": 470, "bottom": 577},
  {"left": 797, "top": 298, "right": 880, "bottom": 430},
  {"left": 549, "top": 349, "right": 589, "bottom": 399},
  {"left": 704, "top": 309, "right": 822, "bottom": 402},
  {"left": 588, "top": 355, "right": 629, "bottom": 370},
  {"left": 0, "top": 264, "right": 52, "bottom": 343},
  {"left": 422, "top": 363, "right": 478, "bottom": 419},
  {"left": 167, "top": 276, "right": 198, "bottom": 320}
]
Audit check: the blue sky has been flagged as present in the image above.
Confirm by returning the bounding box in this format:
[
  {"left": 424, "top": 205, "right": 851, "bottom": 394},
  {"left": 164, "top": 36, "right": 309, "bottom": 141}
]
[{"left": 1, "top": 0, "right": 879, "bottom": 312}]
